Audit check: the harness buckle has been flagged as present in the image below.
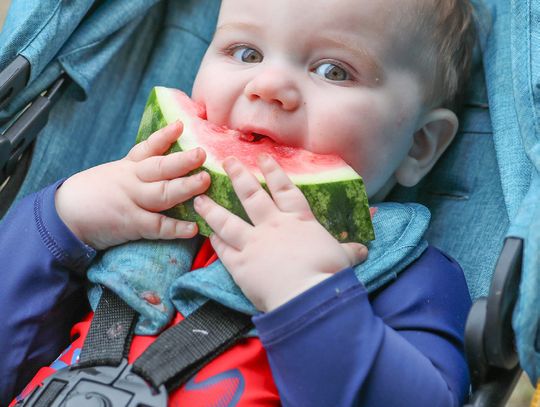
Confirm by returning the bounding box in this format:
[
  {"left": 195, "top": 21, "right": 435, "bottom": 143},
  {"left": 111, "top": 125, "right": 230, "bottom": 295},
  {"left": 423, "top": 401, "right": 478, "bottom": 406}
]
[{"left": 20, "top": 359, "right": 167, "bottom": 406}]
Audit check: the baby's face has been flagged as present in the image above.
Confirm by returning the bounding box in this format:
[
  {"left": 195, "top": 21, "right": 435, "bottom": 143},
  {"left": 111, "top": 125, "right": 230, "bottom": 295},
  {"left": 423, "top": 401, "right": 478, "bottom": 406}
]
[{"left": 193, "top": 0, "right": 428, "bottom": 198}]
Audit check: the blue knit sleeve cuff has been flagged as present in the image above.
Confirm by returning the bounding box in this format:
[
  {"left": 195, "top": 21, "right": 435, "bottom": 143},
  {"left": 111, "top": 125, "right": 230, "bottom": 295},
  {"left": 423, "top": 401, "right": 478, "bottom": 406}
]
[{"left": 35, "top": 179, "right": 96, "bottom": 277}]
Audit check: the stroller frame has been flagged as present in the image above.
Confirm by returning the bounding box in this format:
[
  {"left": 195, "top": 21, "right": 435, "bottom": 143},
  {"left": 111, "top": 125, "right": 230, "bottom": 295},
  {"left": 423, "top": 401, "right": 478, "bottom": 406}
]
[
  {"left": 0, "top": 56, "right": 67, "bottom": 186},
  {"left": 464, "top": 237, "right": 523, "bottom": 406}
]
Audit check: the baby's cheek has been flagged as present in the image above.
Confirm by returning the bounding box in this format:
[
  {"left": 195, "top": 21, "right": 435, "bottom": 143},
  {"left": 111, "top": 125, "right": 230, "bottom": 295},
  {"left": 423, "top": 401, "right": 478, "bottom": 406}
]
[
  {"left": 192, "top": 59, "right": 223, "bottom": 104},
  {"left": 394, "top": 113, "right": 408, "bottom": 129},
  {"left": 393, "top": 110, "right": 418, "bottom": 136},
  {"left": 391, "top": 95, "right": 423, "bottom": 133},
  {"left": 191, "top": 72, "right": 207, "bottom": 104}
]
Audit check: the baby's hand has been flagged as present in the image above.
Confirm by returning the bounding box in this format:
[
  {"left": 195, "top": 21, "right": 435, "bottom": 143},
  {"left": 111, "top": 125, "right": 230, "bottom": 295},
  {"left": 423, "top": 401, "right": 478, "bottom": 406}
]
[
  {"left": 194, "top": 155, "right": 368, "bottom": 312},
  {"left": 55, "top": 122, "right": 210, "bottom": 250}
]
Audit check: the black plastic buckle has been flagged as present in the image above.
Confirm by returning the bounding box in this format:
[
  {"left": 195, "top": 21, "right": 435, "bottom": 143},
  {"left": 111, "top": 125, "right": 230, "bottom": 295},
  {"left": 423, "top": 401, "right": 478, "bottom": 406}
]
[{"left": 20, "top": 359, "right": 168, "bottom": 407}]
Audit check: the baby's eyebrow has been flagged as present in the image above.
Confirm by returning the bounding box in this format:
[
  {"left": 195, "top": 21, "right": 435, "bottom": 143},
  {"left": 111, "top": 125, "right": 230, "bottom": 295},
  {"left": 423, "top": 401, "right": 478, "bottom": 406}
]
[{"left": 215, "top": 22, "right": 262, "bottom": 35}]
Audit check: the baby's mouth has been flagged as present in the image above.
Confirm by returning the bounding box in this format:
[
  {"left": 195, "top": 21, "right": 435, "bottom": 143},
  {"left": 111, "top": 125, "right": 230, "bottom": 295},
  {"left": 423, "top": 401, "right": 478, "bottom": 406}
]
[{"left": 240, "top": 132, "right": 270, "bottom": 143}]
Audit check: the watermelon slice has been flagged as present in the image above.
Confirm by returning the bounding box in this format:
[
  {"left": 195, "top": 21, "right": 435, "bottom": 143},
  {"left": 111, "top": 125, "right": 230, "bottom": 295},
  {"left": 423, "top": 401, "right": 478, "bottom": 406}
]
[{"left": 135, "top": 87, "right": 375, "bottom": 244}]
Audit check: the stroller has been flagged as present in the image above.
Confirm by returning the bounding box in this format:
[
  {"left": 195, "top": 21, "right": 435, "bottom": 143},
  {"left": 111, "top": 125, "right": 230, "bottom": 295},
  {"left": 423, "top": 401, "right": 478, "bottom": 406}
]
[{"left": 0, "top": 0, "right": 538, "bottom": 405}]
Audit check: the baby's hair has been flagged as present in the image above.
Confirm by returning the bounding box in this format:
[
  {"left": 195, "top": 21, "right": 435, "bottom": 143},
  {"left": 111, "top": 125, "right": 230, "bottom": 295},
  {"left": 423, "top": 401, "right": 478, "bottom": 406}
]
[{"left": 414, "top": 0, "right": 477, "bottom": 110}]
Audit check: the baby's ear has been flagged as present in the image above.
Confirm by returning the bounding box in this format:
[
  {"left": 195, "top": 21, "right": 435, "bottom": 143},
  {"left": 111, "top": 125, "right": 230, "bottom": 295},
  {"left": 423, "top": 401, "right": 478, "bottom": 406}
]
[{"left": 395, "top": 108, "right": 459, "bottom": 187}]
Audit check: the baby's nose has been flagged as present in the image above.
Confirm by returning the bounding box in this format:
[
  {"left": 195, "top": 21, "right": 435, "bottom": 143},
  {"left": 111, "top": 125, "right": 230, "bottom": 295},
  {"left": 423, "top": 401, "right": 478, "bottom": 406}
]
[{"left": 244, "top": 69, "right": 301, "bottom": 111}]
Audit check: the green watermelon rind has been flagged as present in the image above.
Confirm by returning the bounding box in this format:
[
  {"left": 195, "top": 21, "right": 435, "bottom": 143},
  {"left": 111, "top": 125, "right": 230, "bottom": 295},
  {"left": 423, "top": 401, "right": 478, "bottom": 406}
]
[{"left": 135, "top": 87, "right": 375, "bottom": 244}]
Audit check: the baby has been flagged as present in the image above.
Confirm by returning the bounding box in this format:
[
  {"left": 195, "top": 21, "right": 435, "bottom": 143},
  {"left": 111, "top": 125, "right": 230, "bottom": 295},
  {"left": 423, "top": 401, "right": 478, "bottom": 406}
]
[{"left": 1, "top": 0, "right": 477, "bottom": 405}]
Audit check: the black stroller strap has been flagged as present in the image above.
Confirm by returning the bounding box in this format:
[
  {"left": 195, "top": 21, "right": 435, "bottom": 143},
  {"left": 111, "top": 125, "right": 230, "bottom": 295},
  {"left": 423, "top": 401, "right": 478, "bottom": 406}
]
[
  {"left": 132, "top": 299, "right": 253, "bottom": 391},
  {"left": 77, "top": 287, "right": 138, "bottom": 368},
  {"left": 21, "top": 288, "right": 253, "bottom": 406},
  {"left": 79, "top": 287, "right": 254, "bottom": 389},
  {"left": 78, "top": 288, "right": 254, "bottom": 389},
  {"left": 81, "top": 288, "right": 254, "bottom": 390}
]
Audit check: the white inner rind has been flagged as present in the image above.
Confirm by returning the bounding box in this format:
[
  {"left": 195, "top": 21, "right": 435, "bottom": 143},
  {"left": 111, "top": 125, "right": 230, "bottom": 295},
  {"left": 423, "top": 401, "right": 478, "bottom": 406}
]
[{"left": 155, "top": 87, "right": 361, "bottom": 185}]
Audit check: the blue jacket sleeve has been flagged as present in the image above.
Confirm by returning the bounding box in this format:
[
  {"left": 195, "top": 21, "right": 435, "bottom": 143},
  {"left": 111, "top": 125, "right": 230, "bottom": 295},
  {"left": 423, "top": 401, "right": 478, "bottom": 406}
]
[
  {"left": 253, "top": 247, "right": 472, "bottom": 407},
  {"left": 0, "top": 181, "right": 96, "bottom": 405}
]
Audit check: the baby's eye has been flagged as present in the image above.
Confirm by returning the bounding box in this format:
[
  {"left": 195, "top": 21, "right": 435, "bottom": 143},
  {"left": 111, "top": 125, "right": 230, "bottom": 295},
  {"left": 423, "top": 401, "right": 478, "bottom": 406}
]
[
  {"left": 313, "top": 62, "right": 350, "bottom": 81},
  {"left": 231, "top": 46, "right": 263, "bottom": 63}
]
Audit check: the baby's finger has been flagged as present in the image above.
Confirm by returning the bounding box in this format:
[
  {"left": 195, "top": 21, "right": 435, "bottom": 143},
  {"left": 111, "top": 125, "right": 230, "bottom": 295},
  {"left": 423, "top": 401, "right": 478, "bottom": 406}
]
[
  {"left": 223, "top": 157, "right": 279, "bottom": 224},
  {"left": 137, "top": 212, "right": 198, "bottom": 240},
  {"left": 137, "top": 172, "right": 210, "bottom": 211},
  {"left": 127, "top": 121, "right": 183, "bottom": 162},
  {"left": 194, "top": 194, "right": 251, "bottom": 250},
  {"left": 208, "top": 233, "right": 239, "bottom": 269},
  {"left": 340, "top": 243, "right": 369, "bottom": 266},
  {"left": 257, "top": 154, "right": 311, "bottom": 214},
  {"left": 136, "top": 148, "right": 206, "bottom": 182}
]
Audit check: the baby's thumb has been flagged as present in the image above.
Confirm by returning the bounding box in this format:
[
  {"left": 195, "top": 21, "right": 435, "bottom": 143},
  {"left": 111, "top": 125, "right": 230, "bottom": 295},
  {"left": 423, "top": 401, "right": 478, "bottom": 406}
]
[{"left": 341, "top": 243, "right": 369, "bottom": 266}]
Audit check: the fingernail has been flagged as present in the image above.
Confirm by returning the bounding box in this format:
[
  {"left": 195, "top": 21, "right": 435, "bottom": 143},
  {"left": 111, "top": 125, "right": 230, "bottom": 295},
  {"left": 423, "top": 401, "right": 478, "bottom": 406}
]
[
  {"left": 258, "top": 154, "right": 272, "bottom": 166},
  {"left": 194, "top": 195, "right": 206, "bottom": 208},
  {"left": 359, "top": 246, "right": 368, "bottom": 258},
  {"left": 223, "top": 156, "right": 238, "bottom": 171},
  {"left": 198, "top": 172, "right": 207, "bottom": 182},
  {"left": 195, "top": 147, "right": 205, "bottom": 161}
]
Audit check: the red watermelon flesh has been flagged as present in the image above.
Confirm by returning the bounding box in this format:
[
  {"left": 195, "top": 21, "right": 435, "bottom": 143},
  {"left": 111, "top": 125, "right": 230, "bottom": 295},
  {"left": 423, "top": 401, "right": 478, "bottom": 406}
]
[{"left": 136, "top": 87, "right": 374, "bottom": 243}]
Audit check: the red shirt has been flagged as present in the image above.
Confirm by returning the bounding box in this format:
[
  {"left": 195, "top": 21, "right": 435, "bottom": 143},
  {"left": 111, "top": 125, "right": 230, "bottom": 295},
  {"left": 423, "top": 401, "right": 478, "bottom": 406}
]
[{"left": 13, "top": 239, "right": 280, "bottom": 406}]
